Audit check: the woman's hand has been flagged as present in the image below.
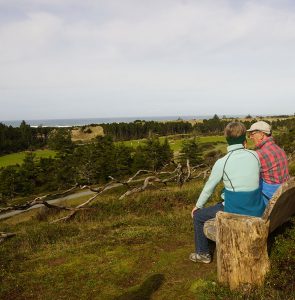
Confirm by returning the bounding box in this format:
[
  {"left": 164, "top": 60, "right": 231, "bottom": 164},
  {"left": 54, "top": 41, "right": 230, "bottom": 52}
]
[{"left": 191, "top": 206, "right": 199, "bottom": 218}]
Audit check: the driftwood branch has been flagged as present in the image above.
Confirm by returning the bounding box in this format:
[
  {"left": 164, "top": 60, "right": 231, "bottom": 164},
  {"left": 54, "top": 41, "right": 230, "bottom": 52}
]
[
  {"left": 119, "top": 176, "right": 167, "bottom": 200},
  {"left": 51, "top": 181, "right": 123, "bottom": 223},
  {"left": 1, "top": 161, "right": 212, "bottom": 223},
  {"left": 190, "top": 167, "right": 211, "bottom": 179},
  {"left": 51, "top": 162, "right": 202, "bottom": 222},
  {"left": 0, "top": 185, "right": 79, "bottom": 214},
  {"left": 0, "top": 232, "right": 16, "bottom": 244}
]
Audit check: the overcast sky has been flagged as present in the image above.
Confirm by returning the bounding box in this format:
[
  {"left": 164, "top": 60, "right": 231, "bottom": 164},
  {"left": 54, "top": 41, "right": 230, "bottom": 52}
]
[{"left": 1, "top": 0, "right": 295, "bottom": 121}]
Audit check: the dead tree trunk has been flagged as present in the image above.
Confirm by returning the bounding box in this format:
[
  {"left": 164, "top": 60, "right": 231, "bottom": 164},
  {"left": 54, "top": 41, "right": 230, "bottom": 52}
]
[{"left": 215, "top": 211, "right": 270, "bottom": 290}]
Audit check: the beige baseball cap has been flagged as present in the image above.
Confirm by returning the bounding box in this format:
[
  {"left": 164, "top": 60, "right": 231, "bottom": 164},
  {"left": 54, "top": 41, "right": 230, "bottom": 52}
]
[{"left": 247, "top": 121, "right": 271, "bottom": 135}]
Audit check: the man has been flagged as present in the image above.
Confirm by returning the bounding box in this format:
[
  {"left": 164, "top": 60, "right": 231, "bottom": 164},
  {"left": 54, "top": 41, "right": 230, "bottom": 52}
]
[
  {"left": 190, "top": 122, "right": 263, "bottom": 264},
  {"left": 247, "top": 121, "right": 290, "bottom": 205}
]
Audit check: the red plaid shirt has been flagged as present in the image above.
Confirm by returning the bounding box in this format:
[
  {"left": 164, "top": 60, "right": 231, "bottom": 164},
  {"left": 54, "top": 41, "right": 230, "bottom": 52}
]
[{"left": 256, "top": 136, "right": 289, "bottom": 184}]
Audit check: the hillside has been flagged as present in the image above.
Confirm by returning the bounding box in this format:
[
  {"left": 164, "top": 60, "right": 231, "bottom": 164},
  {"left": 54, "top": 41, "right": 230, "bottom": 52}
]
[
  {"left": 71, "top": 125, "right": 104, "bottom": 142},
  {"left": 0, "top": 180, "right": 294, "bottom": 299}
]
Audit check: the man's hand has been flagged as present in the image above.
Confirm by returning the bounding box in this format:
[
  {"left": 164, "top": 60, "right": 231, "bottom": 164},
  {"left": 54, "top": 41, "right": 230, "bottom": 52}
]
[{"left": 191, "top": 206, "right": 199, "bottom": 218}]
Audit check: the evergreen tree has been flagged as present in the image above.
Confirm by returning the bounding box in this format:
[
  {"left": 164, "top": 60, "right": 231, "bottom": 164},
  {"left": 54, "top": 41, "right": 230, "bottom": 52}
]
[
  {"left": 19, "top": 120, "right": 32, "bottom": 149},
  {"left": 114, "top": 144, "right": 133, "bottom": 178},
  {"left": 54, "top": 152, "right": 78, "bottom": 188},
  {"left": 48, "top": 128, "right": 74, "bottom": 152},
  {"left": 0, "top": 166, "right": 19, "bottom": 202},
  {"left": 179, "top": 138, "right": 202, "bottom": 165},
  {"left": 132, "top": 137, "right": 173, "bottom": 171},
  {"left": 18, "top": 152, "right": 38, "bottom": 195},
  {"left": 160, "top": 138, "right": 173, "bottom": 166}
]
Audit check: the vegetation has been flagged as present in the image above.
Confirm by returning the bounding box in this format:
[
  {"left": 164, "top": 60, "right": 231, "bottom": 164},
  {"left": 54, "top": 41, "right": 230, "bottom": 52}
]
[
  {"left": 0, "top": 136, "right": 175, "bottom": 204},
  {"left": 178, "top": 138, "right": 202, "bottom": 165},
  {"left": 0, "top": 115, "right": 295, "bottom": 299},
  {"left": 1, "top": 114, "right": 295, "bottom": 206},
  {"left": 0, "top": 149, "right": 56, "bottom": 168},
  {"left": 0, "top": 121, "right": 50, "bottom": 155},
  {"left": 0, "top": 180, "right": 294, "bottom": 299},
  {"left": 101, "top": 120, "right": 193, "bottom": 141}
]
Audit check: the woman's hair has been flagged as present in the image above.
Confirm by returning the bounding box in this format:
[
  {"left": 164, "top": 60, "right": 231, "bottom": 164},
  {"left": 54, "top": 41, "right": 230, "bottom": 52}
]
[{"left": 224, "top": 122, "right": 246, "bottom": 138}]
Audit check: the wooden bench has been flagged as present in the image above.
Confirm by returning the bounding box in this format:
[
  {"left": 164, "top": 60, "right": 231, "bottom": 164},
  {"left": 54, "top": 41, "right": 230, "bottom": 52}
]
[{"left": 203, "top": 177, "right": 295, "bottom": 290}]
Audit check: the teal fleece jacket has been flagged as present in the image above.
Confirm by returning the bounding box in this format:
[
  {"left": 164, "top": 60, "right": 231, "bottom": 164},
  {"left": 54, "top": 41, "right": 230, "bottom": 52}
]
[{"left": 196, "top": 144, "right": 261, "bottom": 208}]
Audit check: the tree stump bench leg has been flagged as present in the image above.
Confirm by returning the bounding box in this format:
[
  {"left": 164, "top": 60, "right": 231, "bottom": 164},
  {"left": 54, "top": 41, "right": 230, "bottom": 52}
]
[{"left": 215, "top": 211, "right": 270, "bottom": 290}]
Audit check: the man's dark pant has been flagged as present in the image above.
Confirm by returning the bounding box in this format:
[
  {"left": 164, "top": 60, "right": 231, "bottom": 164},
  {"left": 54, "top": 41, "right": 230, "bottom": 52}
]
[{"left": 193, "top": 202, "right": 224, "bottom": 254}]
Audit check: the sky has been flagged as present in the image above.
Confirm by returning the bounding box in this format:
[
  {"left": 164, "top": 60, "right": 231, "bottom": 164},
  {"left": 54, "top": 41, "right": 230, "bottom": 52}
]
[{"left": 1, "top": 0, "right": 295, "bottom": 121}]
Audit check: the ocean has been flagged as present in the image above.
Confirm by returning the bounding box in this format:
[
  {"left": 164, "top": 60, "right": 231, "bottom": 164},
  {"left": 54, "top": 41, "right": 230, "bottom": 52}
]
[{"left": 0, "top": 115, "right": 217, "bottom": 128}]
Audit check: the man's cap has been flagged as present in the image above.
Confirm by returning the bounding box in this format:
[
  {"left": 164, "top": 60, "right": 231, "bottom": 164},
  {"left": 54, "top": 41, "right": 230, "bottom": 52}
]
[{"left": 247, "top": 121, "right": 271, "bottom": 134}]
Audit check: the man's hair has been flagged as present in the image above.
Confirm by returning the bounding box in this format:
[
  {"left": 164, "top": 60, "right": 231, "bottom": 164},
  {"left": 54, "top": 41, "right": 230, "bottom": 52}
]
[{"left": 224, "top": 122, "right": 246, "bottom": 138}]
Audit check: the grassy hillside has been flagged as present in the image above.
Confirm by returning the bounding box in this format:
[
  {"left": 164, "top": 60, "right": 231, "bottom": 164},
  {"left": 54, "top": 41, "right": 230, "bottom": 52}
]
[
  {"left": 0, "top": 149, "right": 57, "bottom": 168},
  {"left": 71, "top": 125, "right": 104, "bottom": 142},
  {"left": 0, "top": 181, "right": 294, "bottom": 299}
]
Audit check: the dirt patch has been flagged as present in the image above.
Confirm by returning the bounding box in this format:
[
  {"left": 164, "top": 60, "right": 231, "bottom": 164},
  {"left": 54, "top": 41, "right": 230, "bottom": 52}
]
[
  {"left": 71, "top": 125, "right": 104, "bottom": 142},
  {"left": 47, "top": 257, "right": 66, "bottom": 267}
]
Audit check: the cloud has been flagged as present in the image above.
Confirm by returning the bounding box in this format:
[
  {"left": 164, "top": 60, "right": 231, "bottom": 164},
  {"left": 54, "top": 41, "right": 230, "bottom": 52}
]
[{"left": 0, "top": 0, "right": 295, "bottom": 119}]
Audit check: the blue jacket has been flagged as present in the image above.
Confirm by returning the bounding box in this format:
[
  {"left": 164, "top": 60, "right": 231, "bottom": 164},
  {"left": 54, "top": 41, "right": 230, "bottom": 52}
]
[{"left": 196, "top": 144, "right": 264, "bottom": 216}]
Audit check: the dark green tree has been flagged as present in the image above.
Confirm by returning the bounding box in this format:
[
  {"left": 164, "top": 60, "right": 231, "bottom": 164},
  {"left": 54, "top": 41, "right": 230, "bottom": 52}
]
[
  {"left": 114, "top": 144, "right": 133, "bottom": 178},
  {"left": 19, "top": 120, "right": 32, "bottom": 149},
  {"left": 179, "top": 138, "right": 202, "bottom": 166},
  {"left": 132, "top": 137, "right": 173, "bottom": 171},
  {"left": 0, "top": 166, "right": 20, "bottom": 203},
  {"left": 48, "top": 128, "right": 74, "bottom": 152},
  {"left": 159, "top": 138, "right": 173, "bottom": 166},
  {"left": 18, "top": 152, "right": 38, "bottom": 195}
]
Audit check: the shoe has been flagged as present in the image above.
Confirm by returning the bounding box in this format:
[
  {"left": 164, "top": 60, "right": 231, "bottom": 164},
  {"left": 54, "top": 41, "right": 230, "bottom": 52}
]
[{"left": 189, "top": 252, "right": 211, "bottom": 264}]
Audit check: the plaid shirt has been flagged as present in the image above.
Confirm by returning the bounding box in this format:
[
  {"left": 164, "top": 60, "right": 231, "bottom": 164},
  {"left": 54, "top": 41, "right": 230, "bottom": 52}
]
[{"left": 256, "top": 136, "right": 289, "bottom": 184}]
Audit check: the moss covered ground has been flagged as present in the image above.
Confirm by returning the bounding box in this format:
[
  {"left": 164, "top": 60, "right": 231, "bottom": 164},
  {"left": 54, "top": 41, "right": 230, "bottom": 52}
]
[{"left": 0, "top": 181, "right": 294, "bottom": 299}]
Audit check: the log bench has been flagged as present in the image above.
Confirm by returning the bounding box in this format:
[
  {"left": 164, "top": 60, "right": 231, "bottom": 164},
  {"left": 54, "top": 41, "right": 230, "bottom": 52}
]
[{"left": 203, "top": 177, "right": 295, "bottom": 290}]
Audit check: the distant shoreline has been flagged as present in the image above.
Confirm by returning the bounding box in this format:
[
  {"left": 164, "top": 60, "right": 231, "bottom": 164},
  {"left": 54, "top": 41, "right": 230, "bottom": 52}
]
[
  {"left": 0, "top": 114, "right": 293, "bottom": 128},
  {"left": 0, "top": 115, "right": 223, "bottom": 127}
]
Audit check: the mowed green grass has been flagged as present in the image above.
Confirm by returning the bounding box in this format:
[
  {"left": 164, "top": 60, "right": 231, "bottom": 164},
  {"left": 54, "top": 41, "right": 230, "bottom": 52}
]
[
  {"left": 122, "top": 135, "right": 256, "bottom": 153},
  {"left": 0, "top": 134, "right": 254, "bottom": 168},
  {"left": 121, "top": 135, "right": 228, "bottom": 152},
  {"left": 0, "top": 150, "right": 57, "bottom": 168}
]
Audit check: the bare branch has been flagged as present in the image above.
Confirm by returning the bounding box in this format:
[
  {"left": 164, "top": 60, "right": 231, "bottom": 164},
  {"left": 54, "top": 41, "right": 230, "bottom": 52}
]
[
  {"left": 191, "top": 167, "right": 211, "bottom": 179},
  {"left": 119, "top": 176, "right": 168, "bottom": 200},
  {"left": 191, "top": 163, "right": 208, "bottom": 171},
  {"left": 0, "top": 232, "right": 16, "bottom": 244},
  {"left": 0, "top": 185, "right": 80, "bottom": 214},
  {"left": 1, "top": 161, "right": 212, "bottom": 223},
  {"left": 108, "top": 176, "right": 130, "bottom": 187},
  {"left": 185, "top": 159, "right": 191, "bottom": 183},
  {"left": 51, "top": 181, "right": 123, "bottom": 223},
  {"left": 126, "top": 170, "right": 155, "bottom": 183}
]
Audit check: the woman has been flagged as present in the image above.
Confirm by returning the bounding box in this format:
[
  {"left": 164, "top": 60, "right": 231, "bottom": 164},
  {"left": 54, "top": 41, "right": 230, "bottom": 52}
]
[{"left": 190, "top": 122, "right": 264, "bottom": 264}]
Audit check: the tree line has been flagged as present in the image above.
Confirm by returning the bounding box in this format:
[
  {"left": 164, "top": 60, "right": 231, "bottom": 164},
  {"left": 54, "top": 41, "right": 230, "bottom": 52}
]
[
  {"left": 101, "top": 115, "right": 295, "bottom": 140},
  {"left": 100, "top": 116, "right": 231, "bottom": 140},
  {"left": 2, "top": 116, "right": 295, "bottom": 155},
  {"left": 101, "top": 120, "right": 193, "bottom": 141},
  {"left": 0, "top": 136, "right": 176, "bottom": 203},
  {"left": 0, "top": 121, "right": 50, "bottom": 155},
  {"left": 0, "top": 131, "right": 208, "bottom": 204}
]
